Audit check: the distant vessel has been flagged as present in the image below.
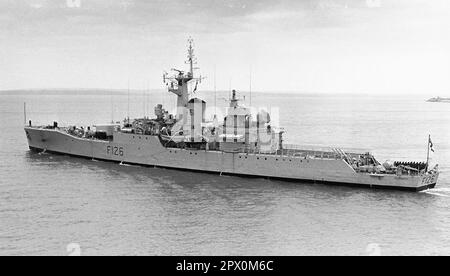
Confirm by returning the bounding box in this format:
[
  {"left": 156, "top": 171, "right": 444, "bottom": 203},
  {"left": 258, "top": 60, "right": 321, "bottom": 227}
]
[
  {"left": 427, "top": 97, "right": 450, "bottom": 103},
  {"left": 24, "top": 39, "right": 439, "bottom": 191}
]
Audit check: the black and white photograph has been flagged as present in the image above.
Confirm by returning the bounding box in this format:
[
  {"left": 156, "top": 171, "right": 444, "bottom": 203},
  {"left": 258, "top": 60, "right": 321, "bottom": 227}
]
[{"left": 1, "top": 0, "right": 450, "bottom": 259}]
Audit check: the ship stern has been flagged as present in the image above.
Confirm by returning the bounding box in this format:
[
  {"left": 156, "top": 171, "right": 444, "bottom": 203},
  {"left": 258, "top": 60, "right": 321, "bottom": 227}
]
[{"left": 416, "top": 170, "right": 439, "bottom": 191}]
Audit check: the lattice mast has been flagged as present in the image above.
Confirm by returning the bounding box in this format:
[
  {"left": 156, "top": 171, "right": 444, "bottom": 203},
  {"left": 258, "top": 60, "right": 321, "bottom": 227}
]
[{"left": 163, "top": 38, "right": 202, "bottom": 121}]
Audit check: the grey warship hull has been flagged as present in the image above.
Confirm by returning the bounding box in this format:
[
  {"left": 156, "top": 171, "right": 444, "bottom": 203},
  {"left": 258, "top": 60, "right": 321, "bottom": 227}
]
[{"left": 25, "top": 127, "right": 439, "bottom": 191}]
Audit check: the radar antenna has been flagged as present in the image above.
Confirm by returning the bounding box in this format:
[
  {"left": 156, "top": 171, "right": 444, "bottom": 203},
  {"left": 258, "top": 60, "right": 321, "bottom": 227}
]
[{"left": 186, "top": 37, "right": 197, "bottom": 77}]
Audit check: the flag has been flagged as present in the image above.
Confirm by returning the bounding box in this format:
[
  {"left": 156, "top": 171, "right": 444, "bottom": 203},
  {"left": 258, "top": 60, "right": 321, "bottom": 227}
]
[{"left": 429, "top": 136, "right": 435, "bottom": 152}]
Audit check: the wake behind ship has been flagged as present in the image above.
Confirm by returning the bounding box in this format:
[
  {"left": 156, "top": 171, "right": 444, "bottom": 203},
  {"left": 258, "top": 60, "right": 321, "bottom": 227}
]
[{"left": 24, "top": 39, "right": 439, "bottom": 191}]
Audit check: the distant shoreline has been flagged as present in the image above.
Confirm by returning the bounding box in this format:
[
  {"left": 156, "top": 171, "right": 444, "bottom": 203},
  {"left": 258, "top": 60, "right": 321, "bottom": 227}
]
[{"left": 0, "top": 89, "right": 161, "bottom": 96}]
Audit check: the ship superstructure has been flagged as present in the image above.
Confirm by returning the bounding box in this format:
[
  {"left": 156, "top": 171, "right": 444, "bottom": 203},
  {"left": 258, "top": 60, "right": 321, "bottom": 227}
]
[{"left": 24, "top": 39, "right": 439, "bottom": 191}]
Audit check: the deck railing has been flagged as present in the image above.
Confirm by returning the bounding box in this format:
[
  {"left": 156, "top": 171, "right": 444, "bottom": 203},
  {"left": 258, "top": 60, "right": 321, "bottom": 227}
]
[
  {"left": 242, "top": 146, "right": 343, "bottom": 160},
  {"left": 283, "top": 144, "right": 370, "bottom": 155}
]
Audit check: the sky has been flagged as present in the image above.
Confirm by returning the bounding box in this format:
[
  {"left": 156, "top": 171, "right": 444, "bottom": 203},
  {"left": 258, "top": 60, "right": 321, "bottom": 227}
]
[{"left": 1, "top": 0, "right": 450, "bottom": 94}]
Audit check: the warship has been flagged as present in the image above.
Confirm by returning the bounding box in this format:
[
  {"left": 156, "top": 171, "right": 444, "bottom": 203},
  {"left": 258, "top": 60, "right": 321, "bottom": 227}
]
[
  {"left": 24, "top": 39, "right": 439, "bottom": 191},
  {"left": 427, "top": 97, "right": 450, "bottom": 103}
]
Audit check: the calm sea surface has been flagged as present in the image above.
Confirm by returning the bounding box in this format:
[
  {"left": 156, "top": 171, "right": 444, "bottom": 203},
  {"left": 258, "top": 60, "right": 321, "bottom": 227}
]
[{"left": 1, "top": 90, "right": 450, "bottom": 255}]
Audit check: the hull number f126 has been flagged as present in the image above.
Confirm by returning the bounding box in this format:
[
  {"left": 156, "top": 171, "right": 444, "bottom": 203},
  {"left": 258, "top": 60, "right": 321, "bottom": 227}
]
[{"left": 106, "top": 146, "right": 124, "bottom": 156}]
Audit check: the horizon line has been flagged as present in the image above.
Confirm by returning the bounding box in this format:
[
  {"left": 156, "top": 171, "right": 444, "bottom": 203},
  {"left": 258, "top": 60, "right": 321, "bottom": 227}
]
[{"left": 0, "top": 88, "right": 443, "bottom": 97}]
